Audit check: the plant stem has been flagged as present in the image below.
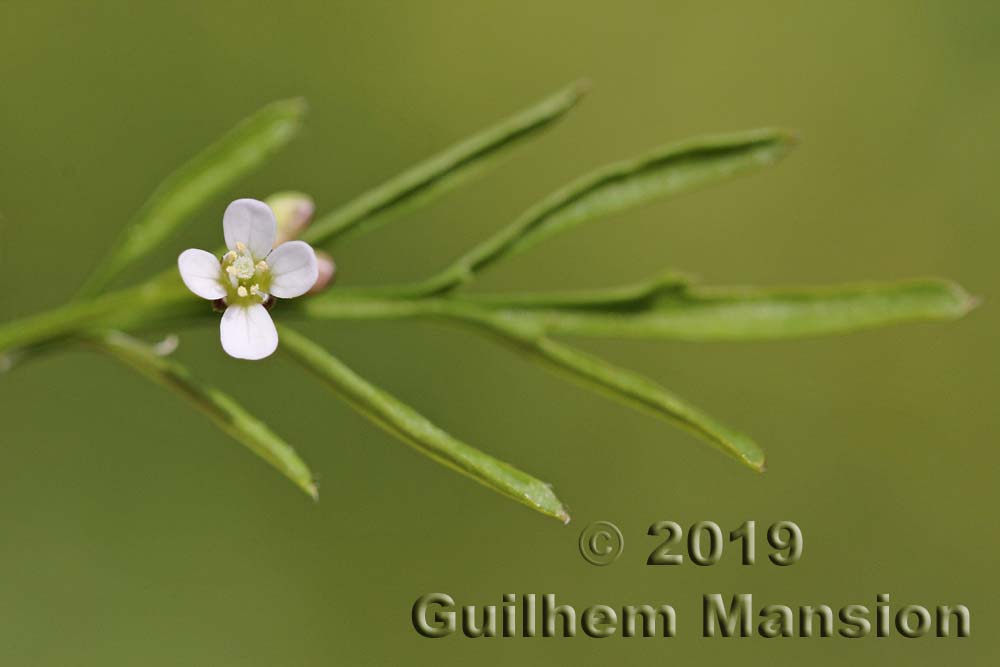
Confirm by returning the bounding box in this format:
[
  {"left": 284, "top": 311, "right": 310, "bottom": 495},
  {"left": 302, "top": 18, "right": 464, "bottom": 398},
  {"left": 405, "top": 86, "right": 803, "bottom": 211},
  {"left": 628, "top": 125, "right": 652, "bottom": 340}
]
[{"left": 0, "top": 278, "right": 189, "bottom": 355}]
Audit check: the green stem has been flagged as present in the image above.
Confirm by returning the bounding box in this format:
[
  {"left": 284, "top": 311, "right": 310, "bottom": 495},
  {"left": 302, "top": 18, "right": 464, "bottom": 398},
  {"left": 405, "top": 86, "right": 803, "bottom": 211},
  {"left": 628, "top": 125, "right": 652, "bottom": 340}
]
[
  {"left": 0, "top": 278, "right": 441, "bottom": 359},
  {"left": 0, "top": 278, "right": 189, "bottom": 355}
]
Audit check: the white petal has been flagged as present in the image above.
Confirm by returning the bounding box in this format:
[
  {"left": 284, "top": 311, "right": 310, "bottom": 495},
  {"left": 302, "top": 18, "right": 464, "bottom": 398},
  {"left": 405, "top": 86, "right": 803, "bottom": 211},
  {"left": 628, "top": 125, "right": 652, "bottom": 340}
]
[
  {"left": 177, "top": 248, "right": 226, "bottom": 300},
  {"left": 223, "top": 198, "right": 277, "bottom": 259},
  {"left": 267, "top": 241, "right": 319, "bottom": 299},
  {"left": 220, "top": 304, "right": 278, "bottom": 360}
]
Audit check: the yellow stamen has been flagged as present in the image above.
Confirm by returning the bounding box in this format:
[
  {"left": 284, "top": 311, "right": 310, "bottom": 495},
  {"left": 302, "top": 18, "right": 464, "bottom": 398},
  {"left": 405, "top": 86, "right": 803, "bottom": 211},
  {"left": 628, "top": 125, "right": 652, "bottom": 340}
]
[{"left": 237, "top": 286, "right": 248, "bottom": 298}]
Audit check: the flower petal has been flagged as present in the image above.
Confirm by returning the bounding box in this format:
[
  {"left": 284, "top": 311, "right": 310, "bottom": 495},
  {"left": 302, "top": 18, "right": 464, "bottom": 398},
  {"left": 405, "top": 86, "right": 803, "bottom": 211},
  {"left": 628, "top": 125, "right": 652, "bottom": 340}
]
[
  {"left": 220, "top": 304, "right": 278, "bottom": 360},
  {"left": 268, "top": 241, "right": 319, "bottom": 299},
  {"left": 223, "top": 198, "right": 277, "bottom": 259},
  {"left": 177, "top": 248, "right": 226, "bottom": 300}
]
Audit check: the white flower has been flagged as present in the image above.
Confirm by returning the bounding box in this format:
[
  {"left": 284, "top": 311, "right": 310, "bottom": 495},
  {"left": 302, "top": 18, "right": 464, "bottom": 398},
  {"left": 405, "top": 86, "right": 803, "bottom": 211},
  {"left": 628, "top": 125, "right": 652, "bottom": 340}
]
[{"left": 178, "top": 198, "right": 319, "bottom": 360}]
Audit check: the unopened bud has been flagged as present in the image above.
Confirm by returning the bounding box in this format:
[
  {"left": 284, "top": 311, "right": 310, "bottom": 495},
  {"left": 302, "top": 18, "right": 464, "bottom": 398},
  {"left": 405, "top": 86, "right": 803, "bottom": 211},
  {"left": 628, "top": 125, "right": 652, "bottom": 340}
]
[
  {"left": 308, "top": 251, "right": 337, "bottom": 295},
  {"left": 266, "top": 191, "right": 315, "bottom": 246}
]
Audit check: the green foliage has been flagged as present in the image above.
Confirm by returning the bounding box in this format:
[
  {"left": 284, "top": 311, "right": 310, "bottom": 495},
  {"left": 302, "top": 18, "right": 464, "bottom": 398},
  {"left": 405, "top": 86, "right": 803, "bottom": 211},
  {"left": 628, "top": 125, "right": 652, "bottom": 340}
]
[
  {"left": 451, "top": 310, "right": 766, "bottom": 471},
  {"left": 279, "top": 325, "right": 569, "bottom": 522},
  {"left": 96, "top": 330, "right": 317, "bottom": 499},
  {"left": 0, "top": 83, "right": 976, "bottom": 521},
  {"left": 411, "top": 129, "right": 795, "bottom": 296},
  {"left": 452, "top": 277, "right": 976, "bottom": 341},
  {"left": 79, "top": 99, "right": 307, "bottom": 296},
  {"left": 301, "top": 81, "right": 587, "bottom": 247}
]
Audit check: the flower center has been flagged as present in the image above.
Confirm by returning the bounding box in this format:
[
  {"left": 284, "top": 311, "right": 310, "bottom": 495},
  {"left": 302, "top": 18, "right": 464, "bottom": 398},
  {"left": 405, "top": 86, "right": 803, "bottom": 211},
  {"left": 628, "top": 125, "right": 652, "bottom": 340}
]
[
  {"left": 220, "top": 242, "right": 272, "bottom": 305},
  {"left": 231, "top": 255, "right": 256, "bottom": 280}
]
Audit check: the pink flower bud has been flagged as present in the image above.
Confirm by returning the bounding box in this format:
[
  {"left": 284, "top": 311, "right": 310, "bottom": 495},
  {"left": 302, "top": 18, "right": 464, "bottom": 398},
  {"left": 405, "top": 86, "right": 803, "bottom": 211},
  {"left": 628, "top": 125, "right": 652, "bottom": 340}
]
[{"left": 308, "top": 251, "right": 337, "bottom": 294}]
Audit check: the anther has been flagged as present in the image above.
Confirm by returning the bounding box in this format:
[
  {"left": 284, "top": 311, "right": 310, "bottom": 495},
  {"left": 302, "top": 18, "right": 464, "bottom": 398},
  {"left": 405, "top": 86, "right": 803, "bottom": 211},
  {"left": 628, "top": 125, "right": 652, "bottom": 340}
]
[{"left": 237, "top": 286, "right": 248, "bottom": 298}]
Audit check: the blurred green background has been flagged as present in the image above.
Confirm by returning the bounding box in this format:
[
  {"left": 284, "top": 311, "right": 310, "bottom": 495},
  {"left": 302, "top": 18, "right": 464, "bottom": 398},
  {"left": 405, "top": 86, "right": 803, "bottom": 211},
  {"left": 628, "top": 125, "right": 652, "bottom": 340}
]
[{"left": 1, "top": 1, "right": 996, "bottom": 664}]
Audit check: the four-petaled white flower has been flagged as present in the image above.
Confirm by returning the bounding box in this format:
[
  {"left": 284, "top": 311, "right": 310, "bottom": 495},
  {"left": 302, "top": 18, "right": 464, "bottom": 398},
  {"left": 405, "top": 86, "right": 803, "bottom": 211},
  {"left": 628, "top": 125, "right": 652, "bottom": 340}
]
[{"left": 178, "top": 198, "right": 319, "bottom": 360}]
